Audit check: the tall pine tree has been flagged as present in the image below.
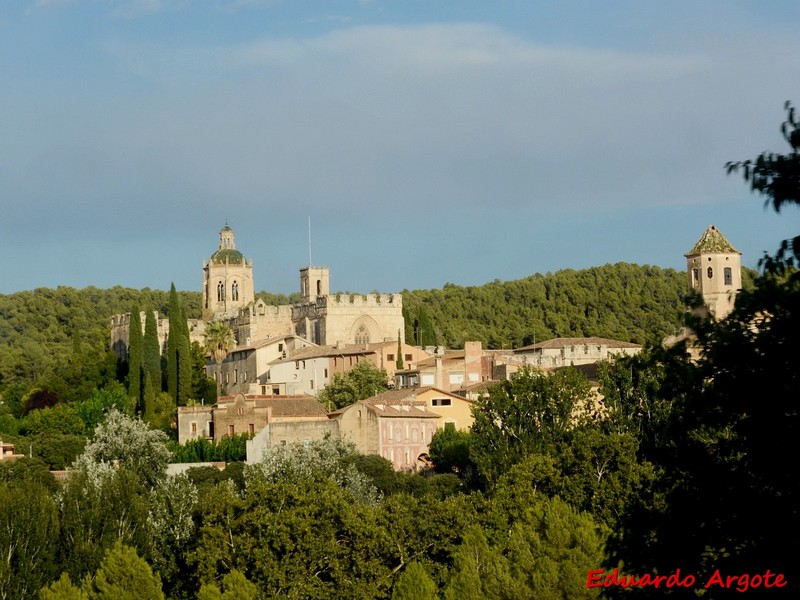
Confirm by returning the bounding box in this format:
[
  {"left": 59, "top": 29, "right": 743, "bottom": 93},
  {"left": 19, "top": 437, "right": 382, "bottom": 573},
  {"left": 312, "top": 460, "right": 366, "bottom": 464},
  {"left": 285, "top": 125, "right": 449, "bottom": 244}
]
[
  {"left": 167, "top": 284, "right": 192, "bottom": 406},
  {"left": 143, "top": 308, "right": 162, "bottom": 393},
  {"left": 128, "top": 305, "right": 143, "bottom": 412}
]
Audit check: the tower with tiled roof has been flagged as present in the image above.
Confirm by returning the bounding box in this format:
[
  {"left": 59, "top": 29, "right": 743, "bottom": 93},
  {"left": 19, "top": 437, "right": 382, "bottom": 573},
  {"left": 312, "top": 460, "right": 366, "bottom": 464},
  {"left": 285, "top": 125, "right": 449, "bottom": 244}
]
[
  {"left": 202, "top": 225, "right": 254, "bottom": 319},
  {"left": 685, "top": 225, "right": 741, "bottom": 319}
]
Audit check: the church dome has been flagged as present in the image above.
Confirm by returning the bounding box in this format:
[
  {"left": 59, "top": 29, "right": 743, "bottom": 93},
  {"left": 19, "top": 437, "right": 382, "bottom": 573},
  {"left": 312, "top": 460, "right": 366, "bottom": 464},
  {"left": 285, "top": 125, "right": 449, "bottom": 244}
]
[
  {"left": 210, "top": 248, "right": 245, "bottom": 264},
  {"left": 210, "top": 224, "right": 245, "bottom": 264}
]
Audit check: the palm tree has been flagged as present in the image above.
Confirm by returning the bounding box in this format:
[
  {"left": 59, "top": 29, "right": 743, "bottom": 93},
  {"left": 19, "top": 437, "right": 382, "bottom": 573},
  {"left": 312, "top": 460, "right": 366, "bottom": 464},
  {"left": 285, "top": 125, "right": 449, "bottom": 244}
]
[{"left": 203, "top": 321, "right": 236, "bottom": 396}]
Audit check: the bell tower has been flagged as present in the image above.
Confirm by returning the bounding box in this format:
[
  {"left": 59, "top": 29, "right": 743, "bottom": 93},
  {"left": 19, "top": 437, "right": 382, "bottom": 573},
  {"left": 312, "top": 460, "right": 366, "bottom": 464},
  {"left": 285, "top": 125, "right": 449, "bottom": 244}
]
[
  {"left": 299, "top": 266, "right": 330, "bottom": 303},
  {"left": 202, "top": 225, "right": 254, "bottom": 319},
  {"left": 685, "top": 225, "right": 741, "bottom": 320}
]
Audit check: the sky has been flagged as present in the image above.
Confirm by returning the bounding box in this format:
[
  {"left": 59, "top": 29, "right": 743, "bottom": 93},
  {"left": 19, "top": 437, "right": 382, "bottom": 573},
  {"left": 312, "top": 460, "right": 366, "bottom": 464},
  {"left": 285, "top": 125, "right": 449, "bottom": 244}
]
[{"left": 1, "top": 1, "right": 799, "bottom": 296}]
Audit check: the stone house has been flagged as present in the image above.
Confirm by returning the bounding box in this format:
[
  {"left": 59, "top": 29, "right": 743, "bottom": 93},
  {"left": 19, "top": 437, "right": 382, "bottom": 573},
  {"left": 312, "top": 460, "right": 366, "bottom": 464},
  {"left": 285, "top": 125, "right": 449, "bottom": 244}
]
[
  {"left": 176, "top": 392, "right": 329, "bottom": 444},
  {"left": 266, "top": 341, "right": 431, "bottom": 397},
  {"left": 330, "top": 398, "right": 440, "bottom": 472},
  {"left": 394, "top": 341, "right": 490, "bottom": 392},
  {"left": 510, "top": 337, "right": 642, "bottom": 369},
  {"left": 363, "top": 387, "right": 476, "bottom": 431}
]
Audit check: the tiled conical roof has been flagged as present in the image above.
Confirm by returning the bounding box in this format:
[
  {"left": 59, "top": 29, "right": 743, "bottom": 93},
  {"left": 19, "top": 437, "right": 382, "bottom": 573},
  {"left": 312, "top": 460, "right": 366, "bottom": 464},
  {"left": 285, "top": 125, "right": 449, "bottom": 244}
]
[{"left": 685, "top": 225, "right": 740, "bottom": 256}]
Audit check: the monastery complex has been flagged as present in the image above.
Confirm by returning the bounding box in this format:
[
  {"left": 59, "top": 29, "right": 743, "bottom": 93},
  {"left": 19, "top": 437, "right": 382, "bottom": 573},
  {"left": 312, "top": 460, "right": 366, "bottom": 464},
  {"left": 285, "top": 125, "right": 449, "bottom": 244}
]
[{"left": 110, "top": 223, "right": 741, "bottom": 471}]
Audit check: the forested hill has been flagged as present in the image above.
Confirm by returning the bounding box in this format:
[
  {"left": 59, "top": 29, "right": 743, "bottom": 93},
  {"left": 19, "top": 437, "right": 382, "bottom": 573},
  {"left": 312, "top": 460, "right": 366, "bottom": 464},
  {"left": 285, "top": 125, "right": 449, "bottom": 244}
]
[
  {"left": 402, "top": 263, "right": 700, "bottom": 348},
  {"left": 0, "top": 262, "right": 747, "bottom": 394}
]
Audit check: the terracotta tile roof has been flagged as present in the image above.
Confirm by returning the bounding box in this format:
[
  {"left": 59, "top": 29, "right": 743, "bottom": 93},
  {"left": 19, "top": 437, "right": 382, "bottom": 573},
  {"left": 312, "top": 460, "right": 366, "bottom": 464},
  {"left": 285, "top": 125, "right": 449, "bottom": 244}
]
[
  {"left": 454, "top": 380, "right": 500, "bottom": 394},
  {"left": 216, "top": 394, "right": 328, "bottom": 418},
  {"left": 366, "top": 404, "right": 440, "bottom": 418},
  {"left": 685, "top": 225, "right": 740, "bottom": 256},
  {"left": 276, "top": 341, "right": 396, "bottom": 362},
  {"left": 329, "top": 398, "right": 440, "bottom": 419},
  {"left": 362, "top": 387, "right": 468, "bottom": 404},
  {"left": 514, "top": 337, "right": 641, "bottom": 352}
]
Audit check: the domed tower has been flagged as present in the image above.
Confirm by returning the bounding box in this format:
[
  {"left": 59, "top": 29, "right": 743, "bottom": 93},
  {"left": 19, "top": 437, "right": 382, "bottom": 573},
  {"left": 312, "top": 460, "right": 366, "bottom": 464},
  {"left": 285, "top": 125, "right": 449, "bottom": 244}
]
[
  {"left": 202, "top": 225, "right": 254, "bottom": 319},
  {"left": 685, "top": 225, "right": 741, "bottom": 319}
]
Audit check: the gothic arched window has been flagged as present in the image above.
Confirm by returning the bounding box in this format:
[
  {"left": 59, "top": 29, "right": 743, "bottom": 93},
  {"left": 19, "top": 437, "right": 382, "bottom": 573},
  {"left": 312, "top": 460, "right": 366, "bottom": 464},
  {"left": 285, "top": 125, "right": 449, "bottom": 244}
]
[
  {"left": 354, "top": 325, "right": 370, "bottom": 345},
  {"left": 217, "top": 281, "right": 225, "bottom": 302},
  {"left": 232, "top": 281, "right": 239, "bottom": 301}
]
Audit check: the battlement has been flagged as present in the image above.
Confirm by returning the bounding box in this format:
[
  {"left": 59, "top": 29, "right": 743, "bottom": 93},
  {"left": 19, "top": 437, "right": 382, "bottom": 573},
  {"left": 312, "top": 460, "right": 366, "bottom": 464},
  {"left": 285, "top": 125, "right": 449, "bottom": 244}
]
[
  {"left": 322, "top": 293, "right": 402, "bottom": 308},
  {"left": 238, "top": 302, "right": 294, "bottom": 324}
]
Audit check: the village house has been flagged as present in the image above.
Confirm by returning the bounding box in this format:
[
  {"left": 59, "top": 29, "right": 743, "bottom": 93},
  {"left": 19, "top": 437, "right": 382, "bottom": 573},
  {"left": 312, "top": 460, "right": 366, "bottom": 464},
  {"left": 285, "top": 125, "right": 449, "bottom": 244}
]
[
  {"left": 363, "top": 387, "right": 476, "bottom": 431},
  {"left": 330, "top": 397, "right": 440, "bottom": 472},
  {"left": 394, "top": 341, "right": 490, "bottom": 392},
  {"left": 177, "top": 392, "right": 329, "bottom": 444},
  {"left": 267, "top": 340, "right": 431, "bottom": 397}
]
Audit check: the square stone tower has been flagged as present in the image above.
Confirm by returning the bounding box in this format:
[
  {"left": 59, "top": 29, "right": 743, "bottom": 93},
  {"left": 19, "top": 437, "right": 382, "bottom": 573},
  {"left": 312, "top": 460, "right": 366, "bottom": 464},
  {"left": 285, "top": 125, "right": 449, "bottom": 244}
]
[
  {"left": 300, "top": 266, "right": 330, "bottom": 303},
  {"left": 202, "top": 225, "right": 254, "bottom": 319}
]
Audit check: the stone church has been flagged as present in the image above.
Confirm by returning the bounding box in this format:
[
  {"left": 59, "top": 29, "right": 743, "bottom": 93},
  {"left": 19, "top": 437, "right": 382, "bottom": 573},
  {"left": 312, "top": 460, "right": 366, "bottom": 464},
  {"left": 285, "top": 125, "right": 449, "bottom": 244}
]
[
  {"left": 112, "top": 225, "right": 404, "bottom": 359},
  {"left": 202, "top": 225, "right": 404, "bottom": 347}
]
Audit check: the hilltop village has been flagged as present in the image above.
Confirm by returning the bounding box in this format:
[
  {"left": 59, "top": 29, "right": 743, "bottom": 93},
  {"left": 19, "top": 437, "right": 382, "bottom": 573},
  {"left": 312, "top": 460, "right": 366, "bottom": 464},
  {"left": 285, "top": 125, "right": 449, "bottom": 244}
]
[{"left": 108, "top": 223, "right": 742, "bottom": 470}]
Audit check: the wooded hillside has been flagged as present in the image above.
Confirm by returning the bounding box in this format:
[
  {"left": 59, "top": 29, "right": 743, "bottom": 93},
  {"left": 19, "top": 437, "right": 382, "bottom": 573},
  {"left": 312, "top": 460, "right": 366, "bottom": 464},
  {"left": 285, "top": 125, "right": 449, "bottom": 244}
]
[
  {"left": 402, "top": 262, "right": 732, "bottom": 348},
  {"left": 0, "top": 262, "right": 747, "bottom": 398}
]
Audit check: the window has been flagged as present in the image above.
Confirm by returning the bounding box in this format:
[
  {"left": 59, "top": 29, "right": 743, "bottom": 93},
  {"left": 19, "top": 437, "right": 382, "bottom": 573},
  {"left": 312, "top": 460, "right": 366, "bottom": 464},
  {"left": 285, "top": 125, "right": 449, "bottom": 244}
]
[
  {"left": 217, "top": 281, "right": 225, "bottom": 301},
  {"left": 231, "top": 281, "right": 239, "bottom": 301},
  {"left": 432, "top": 398, "right": 452, "bottom": 407},
  {"left": 355, "top": 324, "right": 370, "bottom": 345},
  {"left": 261, "top": 385, "right": 267, "bottom": 394},
  {"left": 278, "top": 343, "right": 284, "bottom": 352},
  {"left": 228, "top": 424, "right": 234, "bottom": 435},
  {"left": 707, "top": 267, "right": 713, "bottom": 279},
  {"left": 692, "top": 268, "right": 700, "bottom": 288},
  {"left": 272, "top": 386, "right": 280, "bottom": 395},
  {"left": 387, "top": 354, "right": 395, "bottom": 361},
  {"left": 248, "top": 423, "right": 254, "bottom": 435},
  {"left": 404, "top": 354, "right": 412, "bottom": 361},
  {"left": 191, "top": 422, "right": 197, "bottom": 434},
  {"left": 324, "top": 368, "right": 328, "bottom": 378},
  {"left": 310, "top": 379, "right": 314, "bottom": 390},
  {"left": 724, "top": 267, "right": 732, "bottom": 285}
]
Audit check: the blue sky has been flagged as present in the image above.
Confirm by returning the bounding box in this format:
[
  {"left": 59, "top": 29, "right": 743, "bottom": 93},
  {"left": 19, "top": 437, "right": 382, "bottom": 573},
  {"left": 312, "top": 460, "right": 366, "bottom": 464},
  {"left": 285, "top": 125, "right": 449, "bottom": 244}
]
[{"left": 1, "top": 1, "right": 799, "bottom": 295}]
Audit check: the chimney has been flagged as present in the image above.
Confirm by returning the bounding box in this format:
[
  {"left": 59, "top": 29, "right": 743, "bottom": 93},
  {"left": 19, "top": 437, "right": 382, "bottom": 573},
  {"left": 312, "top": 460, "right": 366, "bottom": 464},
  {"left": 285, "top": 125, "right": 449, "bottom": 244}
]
[{"left": 434, "top": 356, "right": 444, "bottom": 390}]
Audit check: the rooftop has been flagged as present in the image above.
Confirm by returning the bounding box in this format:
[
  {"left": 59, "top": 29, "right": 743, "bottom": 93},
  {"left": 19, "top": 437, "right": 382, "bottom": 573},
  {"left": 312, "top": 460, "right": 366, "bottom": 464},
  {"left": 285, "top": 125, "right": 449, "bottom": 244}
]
[{"left": 685, "top": 225, "right": 740, "bottom": 257}]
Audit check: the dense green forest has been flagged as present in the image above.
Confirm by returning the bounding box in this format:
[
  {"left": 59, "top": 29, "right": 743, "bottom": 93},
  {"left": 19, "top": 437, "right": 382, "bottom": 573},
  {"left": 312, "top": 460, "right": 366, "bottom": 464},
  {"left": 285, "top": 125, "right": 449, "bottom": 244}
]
[{"left": 402, "top": 263, "right": 705, "bottom": 348}]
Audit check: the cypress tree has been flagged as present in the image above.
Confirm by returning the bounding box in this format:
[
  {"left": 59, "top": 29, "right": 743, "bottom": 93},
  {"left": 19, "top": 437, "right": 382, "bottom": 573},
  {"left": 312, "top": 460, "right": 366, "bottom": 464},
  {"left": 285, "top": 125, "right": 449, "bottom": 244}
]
[
  {"left": 128, "top": 305, "right": 143, "bottom": 411},
  {"left": 396, "top": 333, "right": 404, "bottom": 370},
  {"left": 144, "top": 372, "right": 156, "bottom": 426},
  {"left": 167, "top": 284, "right": 181, "bottom": 403},
  {"left": 143, "top": 308, "right": 162, "bottom": 393},
  {"left": 167, "top": 284, "right": 192, "bottom": 406},
  {"left": 178, "top": 304, "right": 192, "bottom": 405}
]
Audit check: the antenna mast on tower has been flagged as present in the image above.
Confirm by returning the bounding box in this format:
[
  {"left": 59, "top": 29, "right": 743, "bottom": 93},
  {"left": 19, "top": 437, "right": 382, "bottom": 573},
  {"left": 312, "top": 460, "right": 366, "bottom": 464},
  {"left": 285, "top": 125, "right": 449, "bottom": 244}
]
[{"left": 308, "top": 216, "right": 312, "bottom": 266}]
